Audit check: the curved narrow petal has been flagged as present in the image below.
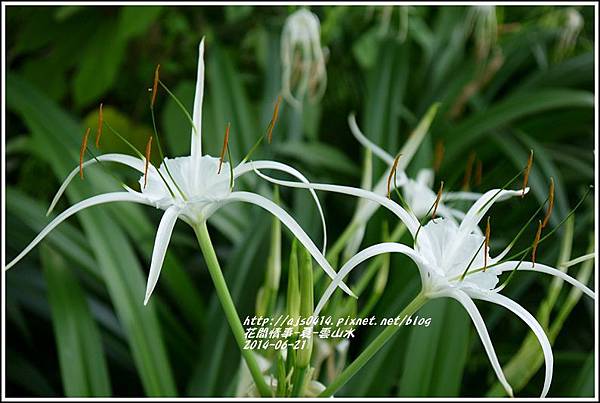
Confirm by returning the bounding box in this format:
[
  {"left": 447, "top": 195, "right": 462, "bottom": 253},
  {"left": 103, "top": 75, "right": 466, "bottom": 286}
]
[
  {"left": 438, "top": 289, "right": 514, "bottom": 397},
  {"left": 6, "top": 192, "right": 153, "bottom": 271},
  {"left": 314, "top": 242, "right": 424, "bottom": 318},
  {"left": 252, "top": 168, "right": 421, "bottom": 237},
  {"left": 225, "top": 191, "right": 355, "bottom": 298},
  {"left": 459, "top": 188, "right": 529, "bottom": 234},
  {"left": 348, "top": 113, "right": 394, "bottom": 165},
  {"left": 144, "top": 206, "right": 180, "bottom": 305},
  {"left": 470, "top": 290, "right": 554, "bottom": 398},
  {"left": 235, "top": 160, "right": 328, "bottom": 255},
  {"left": 191, "top": 37, "right": 205, "bottom": 158},
  {"left": 47, "top": 153, "right": 147, "bottom": 215},
  {"left": 493, "top": 261, "right": 595, "bottom": 299},
  {"left": 442, "top": 191, "right": 483, "bottom": 202}
]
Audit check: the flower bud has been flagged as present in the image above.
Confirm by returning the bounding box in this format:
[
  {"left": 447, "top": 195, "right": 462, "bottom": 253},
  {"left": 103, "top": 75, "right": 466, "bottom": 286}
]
[
  {"left": 286, "top": 239, "right": 300, "bottom": 329},
  {"left": 296, "top": 245, "right": 314, "bottom": 368},
  {"left": 281, "top": 8, "right": 327, "bottom": 108}
]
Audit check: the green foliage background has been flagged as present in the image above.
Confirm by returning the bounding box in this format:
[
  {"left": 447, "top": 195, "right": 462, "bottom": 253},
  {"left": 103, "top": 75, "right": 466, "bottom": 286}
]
[{"left": 5, "top": 5, "right": 595, "bottom": 397}]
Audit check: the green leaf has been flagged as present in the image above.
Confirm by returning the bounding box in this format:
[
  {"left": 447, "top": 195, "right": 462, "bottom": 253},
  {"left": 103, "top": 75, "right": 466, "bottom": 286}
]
[
  {"left": 118, "top": 6, "right": 163, "bottom": 39},
  {"left": 272, "top": 140, "right": 360, "bottom": 177},
  {"left": 41, "top": 245, "right": 112, "bottom": 396},
  {"left": 398, "top": 299, "right": 469, "bottom": 396},
  {"left": 442, "top": 89, "right": 594, "bottom": 164},
  {"left": 73, "top": 20, "right": 128, "bottom": 107}
]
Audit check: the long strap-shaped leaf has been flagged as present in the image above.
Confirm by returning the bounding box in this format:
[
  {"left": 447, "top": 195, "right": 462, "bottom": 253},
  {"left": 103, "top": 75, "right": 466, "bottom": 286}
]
[{"left": 42, "top": 246, "right": 112, "bottom": 396}]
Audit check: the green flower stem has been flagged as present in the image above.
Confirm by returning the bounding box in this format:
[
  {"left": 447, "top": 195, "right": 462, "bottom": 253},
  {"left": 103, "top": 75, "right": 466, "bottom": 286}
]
[
  {"left": 319, "top": 291, "right": 428, "bottom": 397},
  {"left": 290, "top": 365, "right": 308, "bottom": 397},
  {"left": 194, "top": 222, "right": 271, "bottom": 397}
]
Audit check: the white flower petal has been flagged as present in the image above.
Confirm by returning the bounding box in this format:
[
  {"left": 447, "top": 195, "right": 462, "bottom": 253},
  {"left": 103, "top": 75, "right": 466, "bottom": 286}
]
[
  {"left": 6, "top": 192, "right": 152, "bottom": 271},
  {"left": 314, "top": 242, "right": 424, "bottom": 317},
  {"left": 47, "top": 153, "right": 147, "bottom": 215},
  {"left": 459, "top": 188, "right": 528, "bottom": 234},
  {"left": 252, "top": 168, "right": 421, "bottom": 237},
  {"left": 225, "top": 191, "right": 355, "bottom": 298},
  {"left": 144, "top": 206, "right": 180, "bottom": 305},
  {"left": 471, "top": 290, "right": 554, "bottom": 398},
  {"left": 442, "top": 191, "right": 483, "bottom": 202},
  {"left": 235, "top": 160, "right": 328, "bottom": 255},
  {"left": 348, "top": 113, "right": 394, "bottom": 165},
  {"left": 438, "top": 289, "right": 513, "bottom": 397},
  {"left": 191, "top": 38, "right": 205, "bottom": 158},
  {"left": 494, "top": 261, "right": 595, "bottom": 299}
]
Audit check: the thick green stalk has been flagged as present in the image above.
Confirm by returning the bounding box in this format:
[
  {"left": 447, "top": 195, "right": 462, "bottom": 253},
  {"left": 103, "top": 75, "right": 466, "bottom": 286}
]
[
  {"left": 194, "top": 222, "right": 271, "bottom": 397},
  {"left": 319, "top": 292, "right": 428, "bottom": 397}
]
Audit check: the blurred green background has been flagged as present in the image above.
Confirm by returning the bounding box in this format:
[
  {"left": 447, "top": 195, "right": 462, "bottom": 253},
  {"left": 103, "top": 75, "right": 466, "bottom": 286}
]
[{"left": 5, "top": 5, "right": 595, "bottom": 397}]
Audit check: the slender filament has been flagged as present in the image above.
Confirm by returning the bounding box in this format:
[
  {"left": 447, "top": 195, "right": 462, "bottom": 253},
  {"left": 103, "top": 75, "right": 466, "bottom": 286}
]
[
  {"left": 218, "top": 122, "right": 231, "bottom": 174},
  {"left": 387, "top": 154, "right": 401, "bottom": 199},
  {"left": 144, "top": 136, "right": 153, "bottom": 189},
  {"left": 96, "top": 103, "right": 103, "bottom": 148},
  {"left": 522, "top": 149, "right": 533, "bottom": 197},
  {"left": 79, "top": 128, "right": 91, "bottom": 179},
  {"left": 542, "top": 177, "right": 554, "bottom": 228},
  {"left": 531, "top": 220, "right": 542, "bottom": 266}
]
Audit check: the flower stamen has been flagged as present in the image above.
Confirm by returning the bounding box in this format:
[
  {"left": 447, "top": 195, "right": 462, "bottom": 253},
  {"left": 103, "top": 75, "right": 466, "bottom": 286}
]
[
  {"left": 218, "top": 122, "right": 231, "bottom": 174},
  {"left": 531, "top": 220, "right": 542, "bottom": 267},
  {"left": 96, "top": 103, "right": 103, "bottom": 148},
  {"left": 387, "top": 154, "right": 401, "bottom": 199},
  {"left": 542, "top": 177, "right": 554, "bottom": 228},
  {"left": 151, "top": 64, "right": 160, "bottom": 108},
  {"left": 267, "top": 95, "right": 282, "bottom": 144},
  {"left": 522, "top": 149, "right": 533, "bottom": 197},
  {"left": 79, "top": 128, "right": 91, "bottom": 179},
  {"left": 144, "top": 136, "right": 153, "bottom": 189}
]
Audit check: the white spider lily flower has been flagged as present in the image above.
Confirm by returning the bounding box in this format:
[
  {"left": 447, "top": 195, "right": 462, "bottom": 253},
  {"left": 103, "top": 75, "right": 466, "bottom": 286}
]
[
  {"left": 281, "top": 8, "right": 327, "bottom": 109},
  {"left": 253, "top": 171, "right": 595, "bottom": 398},
  {"left": 555, "top": 8, "right": 584, "bottom": 61},
  {"left": 343, "top": 107, "right": 479, "bottom": 257},
  {"left": 466, "top": 5, "right": 498, "bottom": 61},
  {"left": 5, "top": 39, "right": 355, "bottom": 305}
]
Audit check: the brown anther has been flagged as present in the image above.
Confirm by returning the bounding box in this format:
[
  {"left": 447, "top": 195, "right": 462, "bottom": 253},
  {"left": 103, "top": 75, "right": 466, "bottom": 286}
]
[
  {"left": 387, "top": 154, "right": 401, "bottom": 199},
  {"left": 483, "top": 216, "right": 491, "bottom": 271},
  {"left": 475, "top": 159, "right": 483, "bottom": 186},
  {"left": 531, "top": 220, "right": 542, "bottom": 267},
  {"left": 79, "top": 128, "right": 91, "bottom": 180},
  {"left": 144, "top": 136, "right": 153, "bottom": 189},
  {"left": 522, "top": 150, "right": 533, "bottom": 197},
  {"left": 433, "top": 140, "right": 445, "bottom": 173},
  {"left": 266, "top": 95, "right": 282, "bottom": 144},
  {"left": 431, "top": 181, "right": 444, "bottom": 219},
  {"left": 542, "top": 177, "right": 555, "bottom": 229},
  {"left": 95, "top": 103, "right": 103, "bottom": 148},
  {"left": 218, "top": 122, "right": 231, "bottom": 174},
  {"left": 151, "top": 64, "right": 160, "bottom": 108},
  {"left": 461, "top": 151, "right": 476, "bottom": 190}
]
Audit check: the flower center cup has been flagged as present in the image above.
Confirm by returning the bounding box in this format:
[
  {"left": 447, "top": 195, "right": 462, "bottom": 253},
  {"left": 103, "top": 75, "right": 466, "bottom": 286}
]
[
  {"left": 140, "top": 155, "right": 232, "bottom": 223},
  {"left": 415, "top": 218, "right": 500, "bottom": 295}
]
